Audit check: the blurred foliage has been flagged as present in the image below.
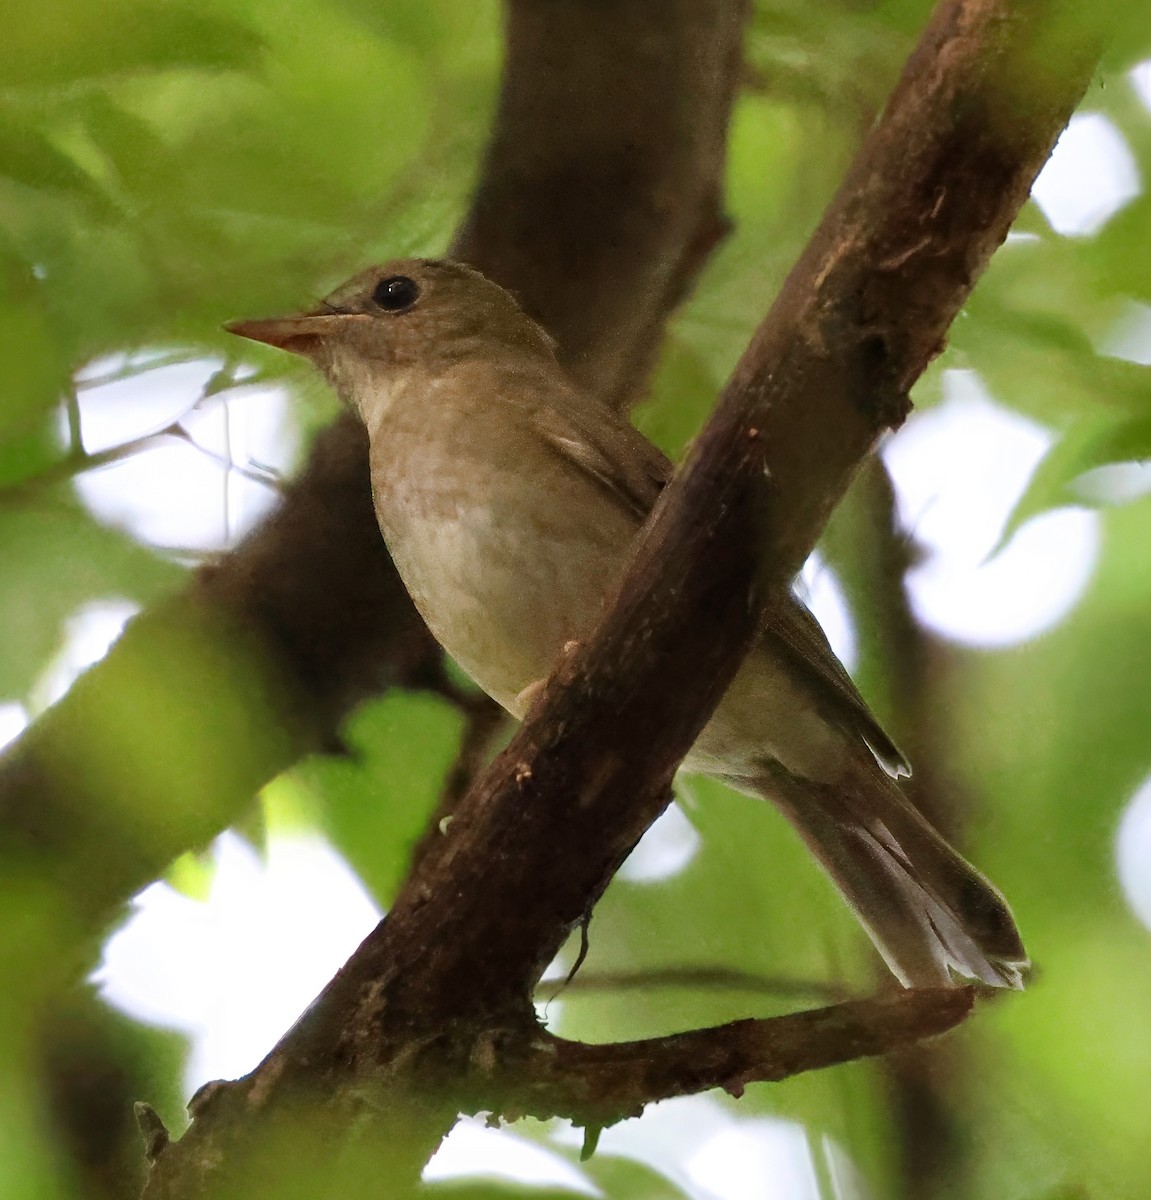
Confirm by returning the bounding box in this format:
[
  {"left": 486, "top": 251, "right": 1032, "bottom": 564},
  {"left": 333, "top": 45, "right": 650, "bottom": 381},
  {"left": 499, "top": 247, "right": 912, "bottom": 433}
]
[
  {"left": 297, "top": 691, "right": 464, "bottom": 900},
  {"left": 2, "top": 0, "right": 1151, "bottom": 1198}
]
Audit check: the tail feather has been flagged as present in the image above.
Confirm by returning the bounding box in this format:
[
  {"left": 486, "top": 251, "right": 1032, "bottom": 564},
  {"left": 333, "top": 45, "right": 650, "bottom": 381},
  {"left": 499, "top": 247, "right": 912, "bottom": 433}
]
[{"left": 732, "top": 760, "right": 1028, "bottom": 990}]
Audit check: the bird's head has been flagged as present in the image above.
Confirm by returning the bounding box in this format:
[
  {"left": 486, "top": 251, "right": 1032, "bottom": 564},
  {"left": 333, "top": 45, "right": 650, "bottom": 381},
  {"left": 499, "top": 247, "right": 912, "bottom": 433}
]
[{"left": 226, "top": 258, "right": 556, "bottom": 407}]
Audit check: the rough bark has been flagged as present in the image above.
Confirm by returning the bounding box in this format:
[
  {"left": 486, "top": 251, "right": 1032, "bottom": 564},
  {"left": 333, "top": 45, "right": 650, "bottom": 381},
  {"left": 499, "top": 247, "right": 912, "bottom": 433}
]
[{"left": 141, "top": 2, "right": 1102, "bottom": 1196}]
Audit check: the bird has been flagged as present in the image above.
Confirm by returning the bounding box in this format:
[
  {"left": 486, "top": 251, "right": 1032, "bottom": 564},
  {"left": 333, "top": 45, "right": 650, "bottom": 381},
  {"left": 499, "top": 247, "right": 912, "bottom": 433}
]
[{"left": 227, "top": 257, "right": 1028, "bottom": 990}]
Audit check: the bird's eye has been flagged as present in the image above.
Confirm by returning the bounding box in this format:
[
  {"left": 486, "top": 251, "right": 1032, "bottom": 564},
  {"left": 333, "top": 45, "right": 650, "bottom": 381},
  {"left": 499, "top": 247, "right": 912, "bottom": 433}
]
[{"left": 372, "top": 275, "right": 421, "bottom": 312}]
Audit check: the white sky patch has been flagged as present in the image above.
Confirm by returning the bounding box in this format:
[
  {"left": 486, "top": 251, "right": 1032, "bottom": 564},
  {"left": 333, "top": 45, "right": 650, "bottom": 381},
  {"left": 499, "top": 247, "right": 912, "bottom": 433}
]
[
  {"left": 547, "top": 1095, "right": 831, "bottom": 1200},
  {"left": 1073, "top": 303, "right": 1151, "bottom": 506},
  {"left": 1103, "top": 301, "right": 1151, "bottom": 367},
  {"left": 95, "top": 832, "right": 381, "bottom": 1092},
  {"left": 1073, "top": 461, "right": 1151, "bottom": 508},
  {"left": 0, "top": 702, "right": 29, "bottom": 752},
  {"left": 75, "top": 435, "right": 238, "bottom": 548},
  {"left": 553, "top": 1094, "right": 737, "bottom": 1197},
  {"left": 883, "top": 371, "right": 1098, "bottom": 646},
  {"left": 822, "top": 1135, "right": 869, "bottom": 1200},
  {"left": 69, "top": 359, "right": 297, "bottom": 551},
  {"left": 685, "top": 1121, "right": 821, "bottom": 1200},
  {"left": 617, "top": 801, "right": 702, "bottom": 884},
  {"left": 1130, "top": 60, "right": 1151, "bottom": 112},
  {"left": 426, "top": 1120, "right": 600, "bottom": 1196},
  {"left": 1116, "top": 774, "right": 1151, "bottom": 933},
  {"left": 73, "top": 357, "right": 221, "bottom": 453},
  {"left": 1031, "top": 112, "right": 1139, "bottom": 236},
  {"left": 797, "top": 552, "right": 857, "bottom": 674}
]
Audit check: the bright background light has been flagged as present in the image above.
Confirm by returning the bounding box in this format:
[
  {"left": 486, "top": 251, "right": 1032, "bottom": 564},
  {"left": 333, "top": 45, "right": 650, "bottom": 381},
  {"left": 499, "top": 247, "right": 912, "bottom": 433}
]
[
  {"left": 1030, "top": 112, "right": 1138, "bottom": 236},
  {"left": 1116, "top": 774, "right": 1151, "bottom": 932},
  {"left": 0, "top": 702, "right": 28, "bottom": 752},
  {"left": 97, "top": 832, "right": 381, "bottom": 1087},
  {"left": 881, "top": 371, "right": 1099, "bottom": 647},
  {"left": 69, "top": 356, "right": 297, "bottom": 551}
]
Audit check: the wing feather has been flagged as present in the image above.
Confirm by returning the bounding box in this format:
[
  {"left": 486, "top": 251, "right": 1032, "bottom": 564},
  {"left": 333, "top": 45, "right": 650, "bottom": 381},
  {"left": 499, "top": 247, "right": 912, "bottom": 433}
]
[{"left": 526, "top": 377, "right": 909, "bottom": 776}]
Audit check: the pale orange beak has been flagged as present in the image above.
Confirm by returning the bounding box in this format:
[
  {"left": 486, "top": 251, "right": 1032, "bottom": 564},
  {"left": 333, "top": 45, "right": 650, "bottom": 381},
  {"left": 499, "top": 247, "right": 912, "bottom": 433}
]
[{"left": 224, "top": 313, "right": 360, "bottom": 356}]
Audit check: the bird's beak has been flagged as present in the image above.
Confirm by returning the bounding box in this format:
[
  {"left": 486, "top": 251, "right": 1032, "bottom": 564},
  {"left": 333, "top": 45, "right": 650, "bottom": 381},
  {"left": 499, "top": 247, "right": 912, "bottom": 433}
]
[{"left": 224, "top": 312, "right": 362, "bottom": 357}]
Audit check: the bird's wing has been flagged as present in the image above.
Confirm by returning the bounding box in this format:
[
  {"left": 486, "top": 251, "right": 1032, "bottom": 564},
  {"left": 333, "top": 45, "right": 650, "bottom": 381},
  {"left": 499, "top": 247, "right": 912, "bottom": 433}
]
[
  {"left": 529, "top": 374, "right": 908, "bottom": 776},
  {"left": 763, "top": 595, "right": 911, "bottom": 776},
  {"left": 529, "top": 383, "right": 671, "bottom": 521}
]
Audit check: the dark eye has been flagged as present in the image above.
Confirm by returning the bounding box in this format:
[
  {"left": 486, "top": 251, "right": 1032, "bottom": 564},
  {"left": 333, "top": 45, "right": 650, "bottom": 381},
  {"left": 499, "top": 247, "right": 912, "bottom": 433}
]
[{"left": 372, "top": 275, "right": 420, "bottom": 312}]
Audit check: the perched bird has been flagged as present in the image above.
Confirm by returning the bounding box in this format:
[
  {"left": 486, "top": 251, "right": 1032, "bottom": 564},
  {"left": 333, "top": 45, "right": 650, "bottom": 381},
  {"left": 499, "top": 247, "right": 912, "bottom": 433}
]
[{"left": 228, "top": 258, "right": 1028, "bottom": 989}]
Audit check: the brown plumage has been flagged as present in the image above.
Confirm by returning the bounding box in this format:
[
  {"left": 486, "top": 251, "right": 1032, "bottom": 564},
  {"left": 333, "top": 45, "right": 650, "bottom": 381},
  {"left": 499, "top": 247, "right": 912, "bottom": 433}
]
[{"left": 228, "top": 258, "right": 1028, "bottom": 989}]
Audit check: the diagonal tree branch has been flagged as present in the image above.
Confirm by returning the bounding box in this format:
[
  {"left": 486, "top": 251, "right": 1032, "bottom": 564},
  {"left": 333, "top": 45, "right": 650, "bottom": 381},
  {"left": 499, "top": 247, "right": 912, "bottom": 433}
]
[
  {"left": 142, "top": 2, "right": 1104, "bottom": 1196},
  {"left": 0, "top": 0, "right": 750, "bottom": 946}
]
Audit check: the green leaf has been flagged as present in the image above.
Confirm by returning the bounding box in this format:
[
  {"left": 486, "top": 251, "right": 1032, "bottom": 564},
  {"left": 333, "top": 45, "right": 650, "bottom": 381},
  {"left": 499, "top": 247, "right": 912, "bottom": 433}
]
[
  {"left": 164, "top": 848, "right": 220, "bottom": 903},
  {"left": 424, "top": 1185, "right": 588, "bottom": 1200},
  {"left": 633, "top": 338, "right": 718, "bottom": 460},
  {"left": 172, "top": 18, "right": 431, "bottom": 224},
  {"left": 581, "top": 1153, "right": 696, "bottom": 1199},
  {"left": 79, "top": 97, "right": 183, "bottom": 203},
  {"left": 1093, "top": 193, "right": 1151, "bottom": 305},
  {"left": 0, "top": 250, "right": 71, "bottom": 451},
  {"left": 0, "top": 419, "right": 60, "bottom": 491},
  {"left": 0, "top": 498, "right": 179, "bottom": 698},
  {"left": 0, "top": 2, "right": 261, "bottom": 87},
  {"left": 0, "top": 119, "right": 109, "bottom": 208},
  {"left": 958, "top": 290, "right": 1151, "bottom": 426},
  {"left": 294, "top": 691, "right": 463, "bottom": 906},
  {"left": 996, "top": 411, "right": 1151, "bottom": 551}
]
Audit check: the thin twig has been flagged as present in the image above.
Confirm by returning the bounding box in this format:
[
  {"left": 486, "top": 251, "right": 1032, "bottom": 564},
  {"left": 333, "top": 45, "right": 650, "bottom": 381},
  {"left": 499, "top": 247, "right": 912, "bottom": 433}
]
[
  {"left": 484, "top": 989, "right": 974, "bottom": 1128},
  {"left": 0, "top": 417, "right": 282, "bottom": 508},
  {"left": 0, "top": 431, "right": 175, "bottom": 504},
  {"left": 76, "top": 351, "right": 200, "bottom": 391}
]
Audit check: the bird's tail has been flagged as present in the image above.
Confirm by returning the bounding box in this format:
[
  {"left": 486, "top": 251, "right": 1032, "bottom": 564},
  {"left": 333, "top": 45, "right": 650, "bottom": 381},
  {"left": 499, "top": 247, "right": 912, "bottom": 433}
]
[{"left": 736, "top": 759, "right": 1028, "bottom": 989}]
